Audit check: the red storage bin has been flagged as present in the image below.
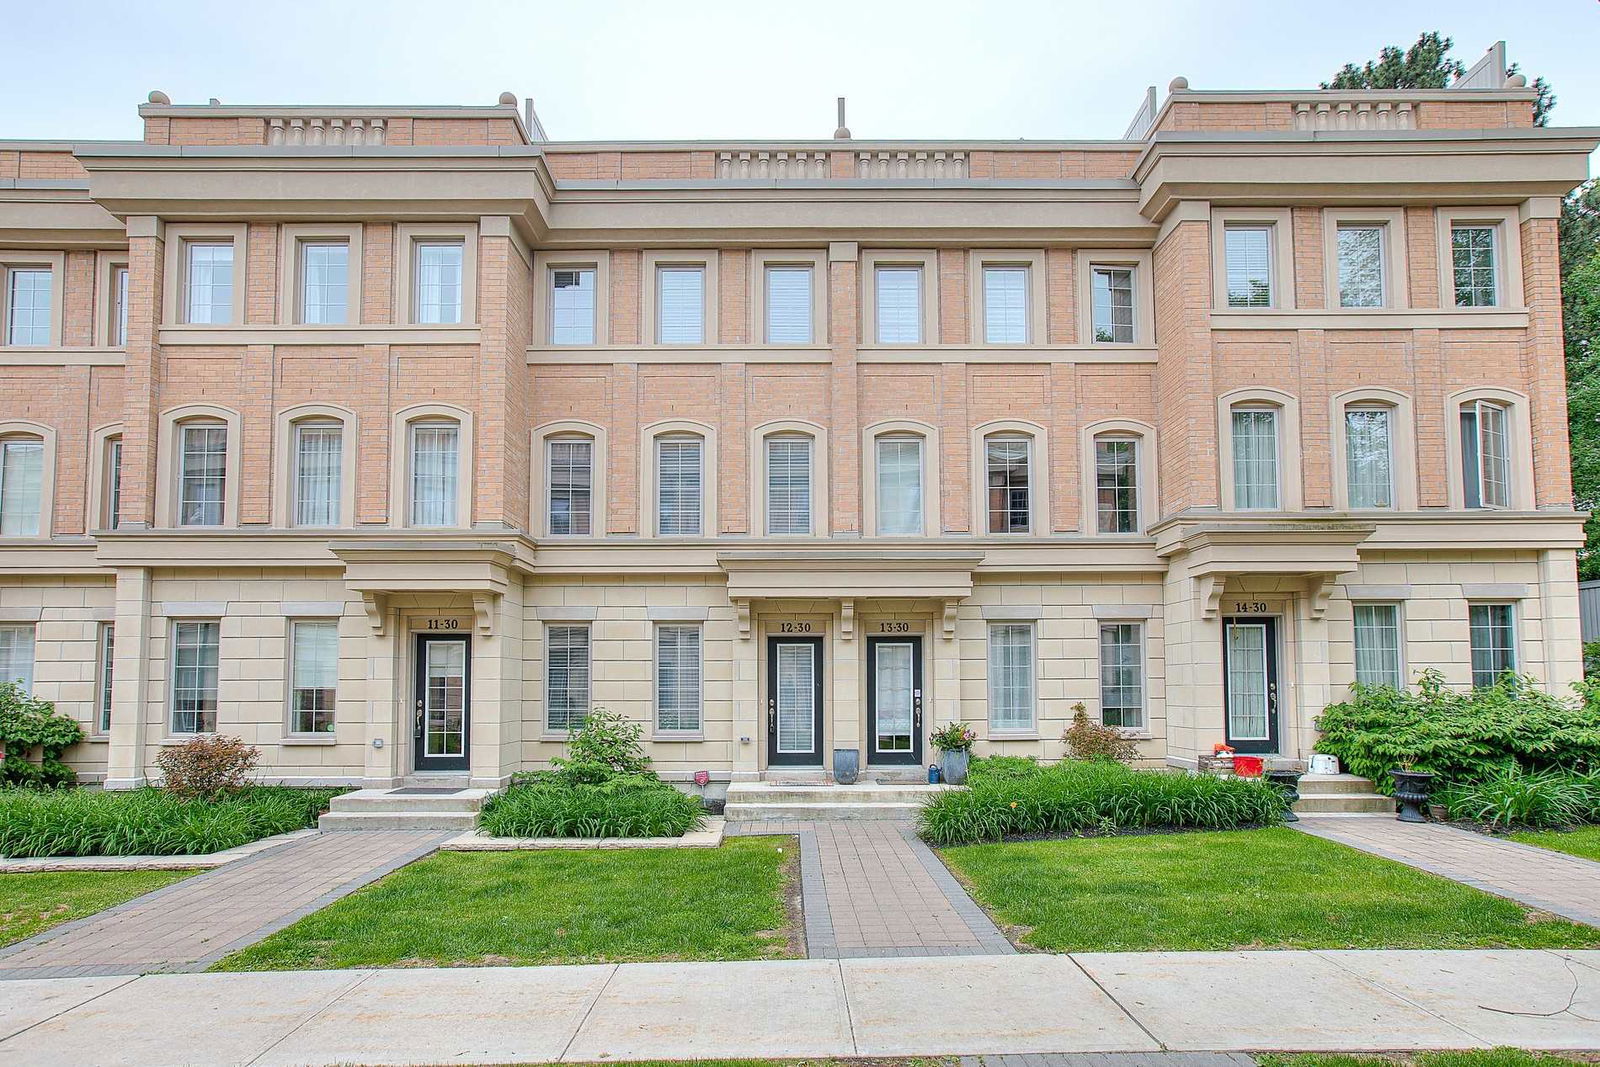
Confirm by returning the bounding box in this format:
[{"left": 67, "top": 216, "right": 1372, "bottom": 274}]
[{"left": 1232, "top": 755, "right": 1264, "bottom": 777}]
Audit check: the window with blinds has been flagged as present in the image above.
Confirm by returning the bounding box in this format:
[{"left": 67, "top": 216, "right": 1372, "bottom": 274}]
[
  {"left": 1337, "top": 226, "right": 1385, "bottom": 308},
  {"left": 1344, "top": 407, "right": 1392, "bottom": 509},
  {"left": 657, "top": 266, "right": 705, "bottom": 344},
  {"left": 1095, "top": 437, "right": 1139, "bottom": 533},
  {"left": 0, "top": 623, "right": 35, "bottom": 692},
  {"left": 546, "top": 624, "right": 591, "bottom": 732},
  {"left": 656, "top": 435, "right": 703, "bottom": 535},
  {"left": 1452, "top": 226, "right": 1498, "bottom": 307},
  {"left": 985, "top": 437, "right": 1030, "bottom": 533},
  {"left": 988, "top": 623, "right": 1035, "bottom": 730},
  {"left": 655, "top": 624, "right": 702, "bottom": 732},
  {"left": 409, "top": 422, "right": 459, "bottom": 526},
  {"left": 170, "top": 620, "right": 219, "bottom": 733},
  {"left": 876, "top": 436, "right": 923, "bottom": 535},
  {"left": 1469, "top": 603, "right": 1516, "bottom": 689},
  {"left": 7, "top": 268, "right": 52, "bottom": 344},
  {"left": 1352, "top": 603, "right": 1403, "bottom": 689},
  {"left": 178, "top": 423, "right": 227, "bottom": 527},
  {"left": 550, "top": 268, "right": 596, "bottom": 345},
  {"left": 1460, "top": 400, "right": 1511, "bottom": 509},
  {"left": 414, "top": 242, "right": 463, "bottom": 324},
  {"left": 293, "top": 422, "right": 342, "bottom": 526},
  {"left": 875, "top": 267, "right": 922, "bottom": 344},
  {"left": 983, "top": 267, "right": 1028, "bottom": 344},
  {"left": 185, "top": 243, "right": 234, "bottom": 324},
  {"left": 1224, "top": 227, "right": 1273, "bottom": 308},
  {"left": 290, "top": 619, "right": 338, "bottom": 734},
  {"left": 1099, "top": 622, "right": 1144, "bottom": 728},
  {"left": 0, "top": 436, "right": 44, "bottom": 537},
  {"left": 300, "top": 242, "right": 349, "bottom": 324},
  {"left": 766, "top": 435, "right": 812, "bottom": 535},
  {"left": 1231, "top": 408, "right": 1279, "bottom": 510},
  {"left": 1091, "top": 267, "right": 1135, "bottom": 342},
  {"left": 547, "top": 437, "right": 594, "bottom": 535},
  {"left": 765, "top": 267, "right": 812, "bottom": 344}
]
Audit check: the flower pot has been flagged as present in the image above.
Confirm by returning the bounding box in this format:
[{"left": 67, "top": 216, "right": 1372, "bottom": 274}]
[
  {"left": 1266, "top": 769, "right": 1302, "bottom": 823},
  {"left": 833, "top": 748, "right": 860, "bottom": 785},
  {"left": 1390, "top": 769, "right": 1435, "bottom": 823},
  {"left": 938, "top": 748, "right": 970, "bottom": 786}
]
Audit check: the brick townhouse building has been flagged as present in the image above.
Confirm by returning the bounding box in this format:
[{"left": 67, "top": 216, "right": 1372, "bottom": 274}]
[{"left": 0, "top": 46, "right": 1594, "bottom": 793}]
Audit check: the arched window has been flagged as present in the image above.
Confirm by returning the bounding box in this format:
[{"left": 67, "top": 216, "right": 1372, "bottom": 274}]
[
  {"left": 157, "top": 405, "right": 241, "bottom": 529},
  {"left": 534, "top": 421, "right": 608, "bottom": 537},
  {"left": 640, "top": 421, "right": 717, "bottom": 539},
  {"left": 89, "top": 425, "right": 123, "bottom": 531},
  {"left": 1448, "top": 389, "right": 1533, "bottom": 511},
  {"left": 1330, "top": 389, "right": 1416, "bottom": 512},
  {"left": 751, "top": 421, "right": 827, "bottom": 538},
  {"left": 390, "top": 405, "right": 473, "bottom": 529},
  {"left": 1218, "top": 389, "right": 1301, "bottom": 512},
  {"left": 864, "top": 420, "right": 941, "bottom": 538},
  {"left": 1081, "top": 420, "right": 1157, "bottom": 535},
  {"left": 969, "top": 421, "right": 1048, "bottom": 536},
  {"left": 275, "top": 405, "right": 356, "bottom": 528},
  {"left": 0, "top": 429, "right": 47, "bottom": 537}
]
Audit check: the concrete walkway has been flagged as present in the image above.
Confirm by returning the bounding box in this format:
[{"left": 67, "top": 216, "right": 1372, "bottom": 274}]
[
  {"left": 0, "top": 830, "right": 451, "bottom": 980},
  {"left": 5, "top": 950, "right": 1600, "bottom": 1064},
  {"left": 1296, "top": 816, "right": 1600, "bottom": 927}
]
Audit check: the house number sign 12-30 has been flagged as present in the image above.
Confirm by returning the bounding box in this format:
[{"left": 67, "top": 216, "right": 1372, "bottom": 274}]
[
  {"left": 777, "top": 621, "right": 814, "bottom": 633},
  {"left": 1232, "top": 601, "right": 1269, "bottom": 614}
]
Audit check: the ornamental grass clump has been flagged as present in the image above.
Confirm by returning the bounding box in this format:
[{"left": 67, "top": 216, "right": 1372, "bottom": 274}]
[
  {"left": 917, "top": 756, "right": 1287, "bottom": 846},
  {"left": 1437, "top": 768, "right": 1600, "bottom": 828}
]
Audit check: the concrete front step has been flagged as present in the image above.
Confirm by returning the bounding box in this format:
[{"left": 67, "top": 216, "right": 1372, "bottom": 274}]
[
  {"left": 319, "top": 810, "right": 480, "bottom": 831},
  {"left": 1293, "top": 793, "right": 1393, "bottom": 814},
  {"left": 725, "top": 781, "right": 949, "bottom": 821},
  {"left": 725, "top": 801, "right": 926, "bottom": 821},
  {"left": 1297, "top": 773, "right": 1379, "bottom": 795},
  {"left": 329, "top": 789, "right": 491, "bottom": 814}
]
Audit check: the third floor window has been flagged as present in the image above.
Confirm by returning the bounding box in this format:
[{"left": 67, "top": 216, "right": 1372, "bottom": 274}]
[
  {"left": 765, "top": 266, "right": 813, "bottom": 344},
  {"left": 300, "top": 242, "right": 349, "bottom": 324},
  {"left": 550, "top": 268, "right": 596, "bottom": 345},
  {"left": 414, "top": 242, "right": 464, "bottom": 324},
  {"left": 875, "top": 267, "right": 922, "bottom": 344},
  {"left": 982, "top": 267, "right": 1028, "bottom": 344},
  {"left": 657, "top": 267, "right": 705, "bottom": 344},
  {"left": 1091, "top": 266, "right": 1135, "bottom": 343},
  {"left": 1224, "top": 226, "right": 1273, "bottom": 308},
  {"left": 185, "top": 243, "right": 234, "bottom": 325}
]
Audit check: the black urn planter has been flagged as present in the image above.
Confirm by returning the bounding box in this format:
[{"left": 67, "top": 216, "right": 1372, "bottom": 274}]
[
  {"left": 1390, "top": 768, "right": 1436, "bottom": 823},
  {"left": 1266, "top": 770, "right": 1302, "bottom": 822}
]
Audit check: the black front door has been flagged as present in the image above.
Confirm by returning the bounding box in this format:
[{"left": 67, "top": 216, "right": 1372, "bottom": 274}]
[
  {"left": 1222, "top": 616, "right": 1279, "bottom": 754},
  {"left": 867, "top": 635, "right": 922, "bottom": 765},
  {"left": 767, "top": 636, "right": 824, "bottom": 766},
  {"left": 414, "top": 633, "right": 470, "bottom": 771}
]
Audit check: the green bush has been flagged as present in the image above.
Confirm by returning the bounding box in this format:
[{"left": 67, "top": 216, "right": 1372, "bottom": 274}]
[
  {"left": 918, "top": 758, "right": 1287, "bottom": 846},
  {"left": 1314, "top": 670, "right": 1600, "bottom": 790},
  {"left": 1438, "top": 768, "right": 1600, "bottom": 828},
  {"left": 0, "top": 682, "right": 84, "bottom": 789},
  {"left": 0, "top": 786, "right": 344, "bottom": 857},
  {"left": 549, "top": 707, "right": 654, "bottom": 785},
  {"left": 479, "top": 777, "right": 705, "bottom": 839}
]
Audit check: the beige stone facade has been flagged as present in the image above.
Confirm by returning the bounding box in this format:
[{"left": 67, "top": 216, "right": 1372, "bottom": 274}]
[{"left": 0, "top": 74, "right": 1594, "bottom": 789}]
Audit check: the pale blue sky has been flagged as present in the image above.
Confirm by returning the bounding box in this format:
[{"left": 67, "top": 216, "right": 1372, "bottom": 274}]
[{"left": 1, "top": 0, "right": 1595, "bottom": 142}]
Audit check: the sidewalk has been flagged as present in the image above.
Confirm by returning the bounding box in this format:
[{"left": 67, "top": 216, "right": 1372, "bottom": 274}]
[{"left": 4, "top": 949, "right": 1600, "bottom": 1065}]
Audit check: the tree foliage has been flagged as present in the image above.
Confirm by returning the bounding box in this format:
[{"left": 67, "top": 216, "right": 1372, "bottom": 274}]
[{"left": 1323, "top": 31, "right": 1464, "bottom": 91}]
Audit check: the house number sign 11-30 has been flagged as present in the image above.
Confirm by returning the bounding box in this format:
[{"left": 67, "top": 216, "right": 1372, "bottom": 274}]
[{"left": 423, "top": 618, "right": 462, "bottom": 630}]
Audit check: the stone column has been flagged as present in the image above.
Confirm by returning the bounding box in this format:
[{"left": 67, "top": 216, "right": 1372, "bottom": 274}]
[{"left": 104, "top": 567, "right": 153, "bottom": 789}]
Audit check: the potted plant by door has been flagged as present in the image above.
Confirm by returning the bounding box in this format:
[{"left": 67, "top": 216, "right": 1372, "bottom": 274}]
[
  {"left": 1390, "top": 759, "right": 1435, "bottom": 823},
  {"left": 930, "top": 722, "right": 977, "bottom": 785}
]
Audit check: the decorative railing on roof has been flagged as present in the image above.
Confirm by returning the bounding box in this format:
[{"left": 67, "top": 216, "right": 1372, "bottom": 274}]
[
  {"left": 716, "top": 151, "right": 830, "bottom": 179},
  {"left": 267, "top": 117, "right": 387, "bottom": 145},
  {"left": 1291, "top": 101, "right": 1416, "bottom": 130}
]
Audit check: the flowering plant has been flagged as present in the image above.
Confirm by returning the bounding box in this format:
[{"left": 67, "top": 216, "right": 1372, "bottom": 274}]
[{"left": 930, "top": 721, "right": 977, "bottom": 753}]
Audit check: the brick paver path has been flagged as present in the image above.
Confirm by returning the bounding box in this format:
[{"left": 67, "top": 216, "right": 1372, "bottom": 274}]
[
  {"left": 0, "top": 830, "right": 449, "bottom": 980},
  {"left": 730, "top": 820, "right": 1013, "bottom": 958},
  {"left": 1296, "top": 816, "right": 1600, "bottom": 927}
]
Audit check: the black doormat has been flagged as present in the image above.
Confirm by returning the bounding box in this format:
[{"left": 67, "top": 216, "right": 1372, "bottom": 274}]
[{"left": 388, "top": 787, "right": 467, "bottom": 795}]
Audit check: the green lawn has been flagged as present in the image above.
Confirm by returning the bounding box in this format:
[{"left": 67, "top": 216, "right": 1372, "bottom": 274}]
[
  {"left": 1, "top": 869, "right": 195, "bottom": 947},
  {"left": 940, "top": 827, "right": 1600, "bottom": 952},
  {"left": 1260, "top": 1051, "right": 1595, "bottom": 1067},
  {"left": 215, "top": 837, "right": 798, "bottom": 971},
  {"left": 1508, "top": 826, "right": 1600, "bottom": 862}
]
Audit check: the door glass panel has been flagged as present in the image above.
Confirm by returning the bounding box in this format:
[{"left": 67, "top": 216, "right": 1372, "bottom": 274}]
[
  {"left": 775, "top": 643, "right": 815, "bottom": 754},
  {"left": 875, "top": 642, "right": 913, "bottom": 752},
  {"left": 425, "top": 639, "right": 467, "bottom": 757},
  {"left": 1225, "top": 624, "right": 1269, "bottom": 741}
]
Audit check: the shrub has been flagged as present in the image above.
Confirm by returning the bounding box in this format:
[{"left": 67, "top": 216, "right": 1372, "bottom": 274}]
[
  {"left": 550, "top": 707, "right": 653, "bottom": 784},
  {"left": 0, "top": 786, "right": 343, "bottom": 857},
  {"left": 1061, "top": 703, "right": 1140, "bottom": 764},
  {"left": 155, "top": 735, "right": 260, "bottom": 798},
  {"left": 968, "top": 755, "right": 1044, "bottom": 781},
  {"left": 0, "top": 682, "right": 84, "bottom": 789},
  {"left": 1438, "top": 768, "right": 1600, "bottom": 828},
  {"left": 918, "top": 759, "right": 1286, "bottom": 846},
  {"left": 479, "top": 777, "right": 705, "bottom": 839}
]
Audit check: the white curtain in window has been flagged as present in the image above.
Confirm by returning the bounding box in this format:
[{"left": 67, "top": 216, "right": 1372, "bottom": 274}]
[
  {"left": 545, "top": 624, "right": 591, "bottom": 731},
  {"left": 7, "top": 269, "right": 53, "bottom": 344},
  {"left": 1353, "top": 603, "right": 1402, "bottom": 688},
  {"left": 656, "top": 437, "right": 703, "bottom": 535},
  {"left": 1225, "top": 228, "right": 1272, "bottom": 308},
  {"left": 291, "top": 620, "right": 338, "bottom": 733},
  {"left": 875, "top": 268, "right": 921, "bottom": 343},
  {"left": 301, "top": 243, "right": 349, "bottom": 324},
  {"left": 983, "top": 267, "right": 1028, "bottom": 343},
  {"left": 656, "top": 624, "right": 702, "bottom": 731},
  {"left": 988, "top": 623, "right": 1034, "bottom": 730},
  {"left": 1224, "top": 624, "right": 1269, "bottom": 740},
  {"left": 766, "top": 436, "right": 812, "bottom": 534},
  {"left": 766, "top": 267, "right": 812, "bottom": 344},
  {"left": 548, "top": 438, "right": 593, "bottom": 535},
  {"left": 410, "top": 423, "right": 459, "bottom": 526},
  {"left": 294, "top": 424, "right": 342, "bottom": 526},
  {"left": 0, "top": 624, "right": 35, "bottom": 692},
  {"left": 1231, "top": 409, "right": 1279, "bottom": 509},
  {"left": 0, "top": 438, "right": 44, "bottom": 536},
  {"left": 1337, "top": 226, "right": 1384, "bottom": 307},
  {"left": 1344, "top": 408, "right": 1392, "bottom": 509},
  {"left": 657, "top": 267, "right": 705, "bottom": 344},
  {"left": 1099, "top": 623, "right": 1144, "bottom": 728},
  {"left": 415, "top": 243, "right": 463, "bottom": 324},
  {"left": 179, "top": 424, "right": 227, "bottom": 526},
  {"left": 876, "top": 436, "right": 923, "bottom": 535},
  {"left": 185, "top": 244, "right": 233, "bottom": 324}
]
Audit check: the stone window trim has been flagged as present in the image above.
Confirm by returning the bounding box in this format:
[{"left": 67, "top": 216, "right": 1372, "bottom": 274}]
[
  {"left": 395, "top": 223, "right": 478, "bottom": 326},
  {"left": 389, "top": 403, "right": 474, "bottom": 529},
  {"left": 531, "top": 250, "right": 610, "bottom": 347},
  {"left": 1444, "top": 386, "right": 1535, "bottom": 511},
  {"left": 283, "top": 616, "right": 340, "bottom": 741},
  {"left": 1217, "top": 387, "right": 1303, "bottom": 512},
  {"left": 87, "top": 422, "right": 123, "bottom": 533},
  {"left": 640, "top": 250, "right": 718, "bottom": 346},
  {"left": 272, "top": 404, "right": 359, "bottom": 528},
  {"left": 1075, "top": 248, "right": 1156, "bottom": 345},
  {"left": 1321, "top": 208, "right": 1409, "bottom": 310},
  {"left": 1435, "top": 207, "right": 1524, "bottom": 312},
  {"left": 277, "top": 224, "right": 364, "bottom": 326},
  {"left": 859, "top": 249, "right": 938, "bottom": 347},
  {"left": 0, "top": 420, "right": 55, "bottom": 539},
  {"left": 165, "top": 615, "right": 222, "bottom": 738},
  {"left": 966, "top": 249, "right": 1047, "bottom": 346},
  {"left": 92, "top": 251, "right": 131, "bottom": 348},
  {"left": 160, "top": 224, "right": 248, "bottom": 326},
  {"left": 652, "top": 620, "right": 705, "bottom": 741},
  {"left": 532, "top": 419, "right": 609, "bottom": 537},
  {"left": 1080, "top": 418, "right": 1160, "bottom": 536},
  {"left": 749, "top": 419, "right": 829, "bottom": 538},
  {"left": 1349, "top": 599, "right": 1408, "bottom": 693},
  {"left": 639, "top": 419, "right": 718, "bottom": 539},
  {"left": 969, "top": 419, "right": 1050, "bottom": 538},
  {"left": 1208, "top": 209, "right": 1294, "bottom": 311},
  {"left": 985, "top": 619, "right": 1038, "bottom": 738},
  {"left": 1329, "top": 388, "right": 1418, "bottom": 511},
  {"left": 1097, "top": 618, "right": 1151, "bottom": 736},
  {"left": 749, "top": 249, "right": 827, "bottom": 347},
  {"left": 155, "top": 404, "right": 241, "bottom": 529},
  {"left": 1467, "top": 600, "right": 1520, "bottom": 690},
  {"left": 0, "top": 251, "right": 66, "bottom": 347},
  {"left": 861, "top": 418, "right": 942, "bottom": 538}
]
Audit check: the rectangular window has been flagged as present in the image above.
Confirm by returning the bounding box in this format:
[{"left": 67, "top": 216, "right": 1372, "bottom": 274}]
[
  {"left": 1460, "top": 401, "right": 1511, "bottom": 509},
  {"left": 0, "top": 436, "right": 44, "bottom": 537},
  {"left": 1469, "top": 603, "right": 1516, "bottom": 689},
  {"left": 1095, "top": 438, "right": 1139, "bottom": 534},
  {"left": 1352, "top": 603, "right": 1403, "bottom": 689},
  {"left": 1345, "top": 407, "right": 1393, "bottom": 509},
  {"left": 983, "top": 267, "right": 1028, "bottom": 344},
  {"left": 300, "top": 242, "right": 349, "bottom": 324},
  {"left": 170, "top": 620, "right": 219, "bottom": 733},
  {"left": 988, "top": 622, "right": 1035, "bottom": 731},
  {"left": 293, "top": 422, "right": 342, "bottom": 526},
  {"left": 1452, "top": 226, "right": 1498, "bottom": 307},
  {"left": 766, "top": 435, "right": 812, "bottom": 535},
  {"left": 876, "top": 436, "right": 923, "bottom": 536},
  {"left": 547, "top": 437, "right": 593, "bottom": 536},
  {"left": 765, "top": 267, "right": 813, "bottom": 344},
  {"left": 97, "top": 623, "right": 115, "bottom": 732},
  {"left": 106, "top": 437, "right": 123, "bottom": 529},
  {"left": 656, "top": 266, "right": 705, "bottom": 344},
  {"left": 113, "top": 266, "right": 129, "bottom": 346},
  {"left": 1224, "top": 227, "right": 1273, "bottom": 308},
  {"left": 985, "top": 437, "right": 1030, "bottom": 534},
  {"left": 656, "top": 436, "right": 703, "bottom": 536},
  {"left": 545, "top": 624, "right": 591, "bottom": 732},
  {"left": 1091, "top": 266, "right": 1135, "bottom": 343},
  {"left": 655, "top": 624, "right": 702, "bottom": 732},
  {"left": 410, "top": 422, "right": 459, "bottom": 527},
  {"left": 7, "top": 268, "right": 53, "bottom": 345},
  {"left": 1231, "top": 408, "right": 1280, "bottom": 510},
  {"left": 184, "top": 243, "right": 234, "bottom": 325},
  {"left": 550, "top": 268, "right": 596, "bottom": 345},
  {"left": 0, "top": 623, "right": 35, "bottom": 692},
  {"left": 1337, "top": 226, "right": 1385, "bottom": 308},
  {"left": 290, "top": 619, "right": 338, "bottom": 734},
  {"left": 1099, "top": 622, "right": 1145, "bottom": 729},
  {"left": 178, "top": 424, "right": 227, "bottom": 527},
  {"left": 414, "top": 242, "right": 463, "bottom": 324},
  {"left": 875, "top": 267, "right": 922, "bottom": 344}
]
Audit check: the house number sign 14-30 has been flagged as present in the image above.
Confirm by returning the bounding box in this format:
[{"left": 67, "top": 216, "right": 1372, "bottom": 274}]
[{"left": 1232, "top": 601, "right": 1269, "bottom": 614}]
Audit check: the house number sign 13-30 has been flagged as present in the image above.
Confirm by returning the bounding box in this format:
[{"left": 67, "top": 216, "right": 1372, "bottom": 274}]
[{"left": 1232, "top": 601, "right": 1269, "bottom": 614}]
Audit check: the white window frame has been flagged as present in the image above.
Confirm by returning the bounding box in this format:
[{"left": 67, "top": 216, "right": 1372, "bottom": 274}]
[
  {"left": 273, "top": 405, "right": 357, "bottom": 529},
  {"left": 0, "top": 429, "right": 49, "bottom": 539},
  {"left": 750, "top": 250, "right": 825, "bottom": 346},
  {"left": 641, "top": 251, "right": 717, "bottom": 346},
  {"left": 750, "top": 420, "right": 828, "bottom": 538},
  {"left": 168, "top": 618, "right": 220, "bottom": 735},
  {"left": 5, "top": 265, "right": 53, "bottom": 345},
  {"left": 1468, "top": 602, "right": 1518, "bottom": 689},
  {"left": 654, "top": 433, "right": 706, "bottom": 537},
  {"left": 408, "top": 419, "right": 462, "bottom": 528},
  {"left": 1208, "top": 210, "right": 1293, "bottom": 311},
  {"left": 549, "top": 266, "right": 599, "bottom": 346},
  {"left": 1435, "top": 208, "right": 1523, "bottom": 313},
  {"left": 987, "top": 621, "right": 1036, "bottom": 734},
  {"left": 396, "top": 224, "right": 477, "bottom": 326},
  {"left": 1077, "top": 250, "right": 1155, "bottom": 345},
  {"left": 182, "top": 241, "right": 237, "bottom": 326},
  {"left": 532, "top": 252, "right": 609, "bottom": 347},
  {"left": 175, "top": 420, "right": 230, "bottom": 528},
  {"left": 1446, "top": 389, "right": 1533, "bottom": 511},
  {"left": 160, "top": 225, "right": 247, "bottom": 327},
  {"left": 654, "top": 622, "right": 703, "bottom": 737},
  {"left": 390, "top": 405, "right": 473, "bottom": 529},
  {"left": 1217, "top": 389, "right": 1302, "bottom": 512},
  {"left": 982, "top": 434, "right": 1033, "bottom": 536},
  {"left": 865, "top": 421, "right": 940, "bottom": 538},
  {"left": 0, "top": 622, "right": 37, "bottom": 693},
  {"left": 1222, "top": 225, "right": 1276, "bottom": 309},
  {"left": 763, "top": 433, "right": 815, "bottom": 536},
  {"left": 1330, "top": 389, "right": 1417, "bottom": 511},
  {"left": 860, "top": 250, "right": 937, "bottom": 347},
  {"left": 93, "top": 252, "right": 130, "bottom": 347},
  {"left": 534, "top": 421, "right": 607, "bottom": 537},
  {"left": 1080, "top": 420, "right": 1158, "bottom": 537},
  {"left": 967, "top": 250, "right": 1045, "bottom": 345},
  {"left": 291, "top": 419, "right": 346, "bottom": 527},
  {"left": 1322, "top": 209, "right": 1408, "bottom": 310},
  {"left": 96, "top": 622, "right": 115, "bottom": 734},
  {"left": 0, "top": 253, "right": 64, "bottom": 346},
  {"left": 1098, "top": 620, "right": 1146, "bottom": 731},
  {"left": 1351, "top": 602, "right": 1405, "bottom": 690},
  {"left": 544, "top": 622, "right": 592, "bottom": 734},
  {"left": 88, "top": 423, "right": 123, "bottom": 532},
  {"left": 1341, "top": 405, "right": 1395, "bottom": 510},
  {"left": 278, "top": 224, "right": 364, "bottom": 326},
  {"left": 296, "top": 241, "right": 351, "bottom": 325},
  {"left": 156, "top": 405, "right": 241, "bottom": 528},
  {"left": 287, "top": 618, "right": 338, "bottom": 735},
  {"left": 546, "top": 434, "right": 596, "bottom": 536},
  {"left": 1093, "top": 435, "right": 1141, "bottom": 534},
  {"left": 640, "top": 421, "right": 716, "bottom": 538},
  {"left": 1228, "top": 406, "right": 1281, "bottom": 511}
]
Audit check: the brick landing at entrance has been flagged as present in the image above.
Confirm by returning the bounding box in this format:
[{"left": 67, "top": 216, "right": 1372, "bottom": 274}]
[{"left": 729, "top": 820, "right": 1013, "bottom": 958}]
